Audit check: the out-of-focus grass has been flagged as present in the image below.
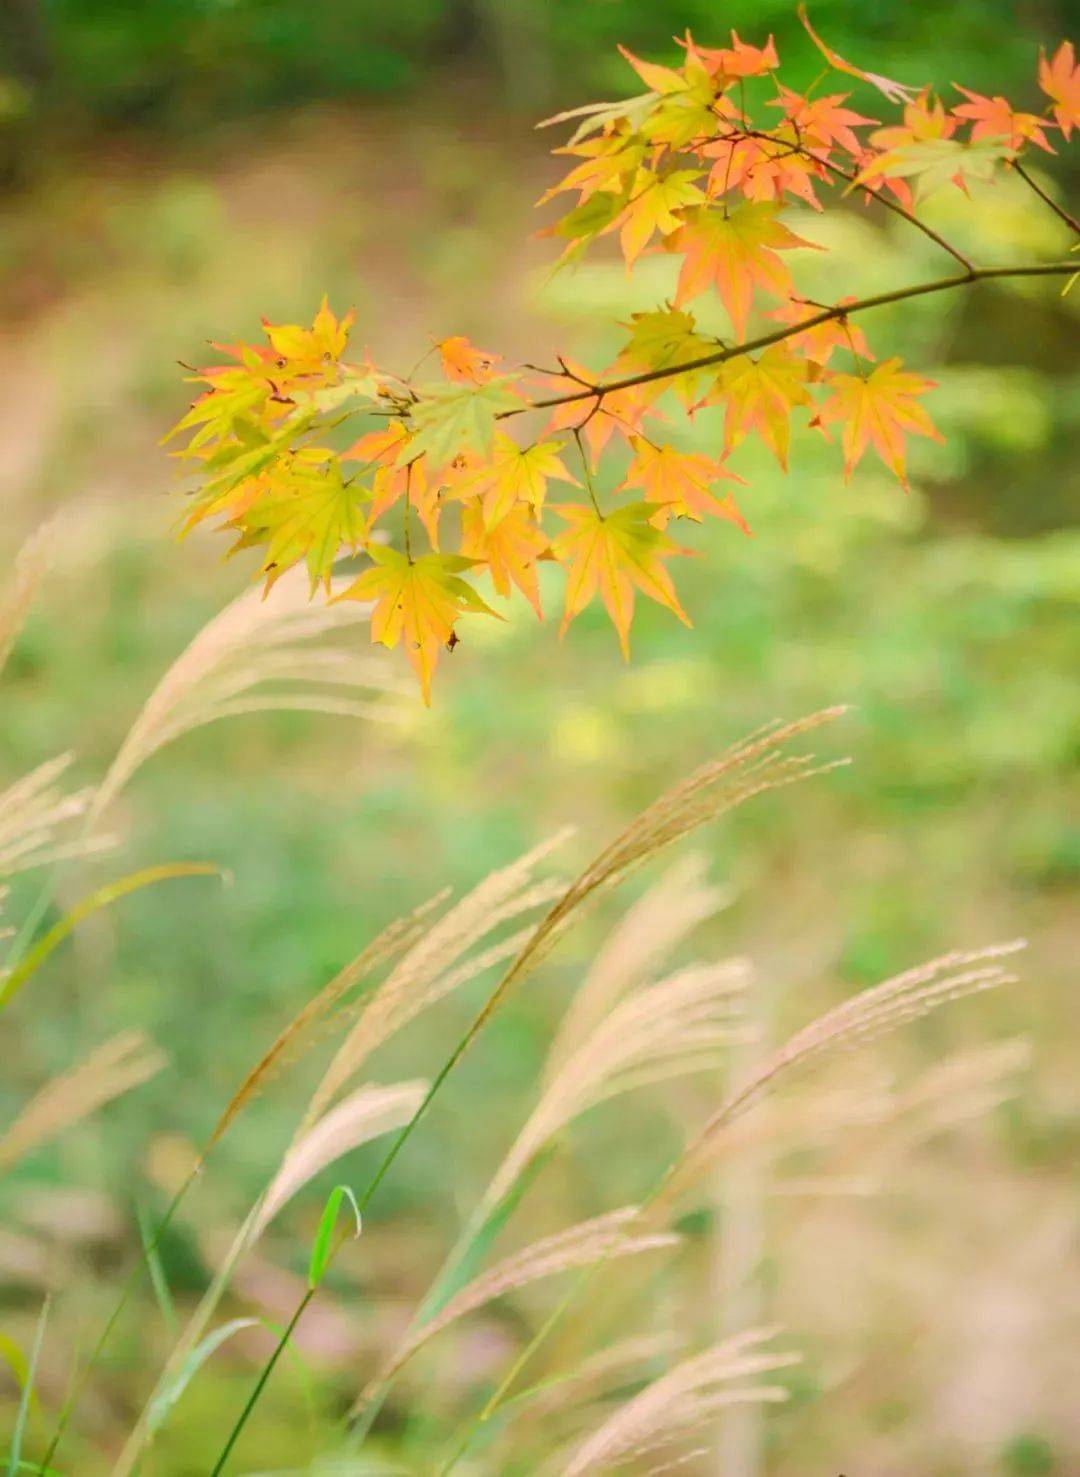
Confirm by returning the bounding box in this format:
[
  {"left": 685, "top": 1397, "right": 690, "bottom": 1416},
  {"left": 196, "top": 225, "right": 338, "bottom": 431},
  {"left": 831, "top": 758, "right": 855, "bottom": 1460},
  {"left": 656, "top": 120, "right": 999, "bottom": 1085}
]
[{"left": 0, "top": 66, "right": 1077, "bottom": 1477}]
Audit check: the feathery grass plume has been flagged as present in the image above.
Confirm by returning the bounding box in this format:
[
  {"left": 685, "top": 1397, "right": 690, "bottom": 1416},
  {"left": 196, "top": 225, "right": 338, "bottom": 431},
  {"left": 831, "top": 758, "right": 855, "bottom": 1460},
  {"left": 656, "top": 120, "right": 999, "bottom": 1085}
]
[
  {"left": 508, "top": 710, "right": 848, "bottom": 990},
  {"left": 368, "top": 1209, "right": 680, "bottom": 1398},
  {"left": 0, "top": 523, "right": 50, "bottom": 680},
  {"left": 478, "top": 959, "right": 752, "bottom": 1222},
  {"left": 250, "top": 1080, "right": 428, "bottom": 1238},
  {"left": 0, "top": 753, "right": 113, "bottom": 880},
  {"left": 0, "top": 1031, "right": 166, "bottom": 1173},
  {"left": 653, "top": 942, "right": 1026, "bottom": 1214},
  {"left": 546, "top": 854, "right": 729, "bottom": 1080},
  {"left": 302, "top": 832, "right": 571, "bottom": 1130},
  {"left": 89, "top": 568, "right": 409, "bottom": 824},
  {"left": 209, "top": 889, "right": 449, "bottom": 1151},
  {"left": 559, "top": 1328, "right": 799, "bottom": 1476}
]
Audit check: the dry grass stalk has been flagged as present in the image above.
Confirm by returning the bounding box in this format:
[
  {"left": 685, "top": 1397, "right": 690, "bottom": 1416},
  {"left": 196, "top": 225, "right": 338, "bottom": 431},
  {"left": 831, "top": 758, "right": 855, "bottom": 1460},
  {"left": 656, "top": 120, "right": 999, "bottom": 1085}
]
[
  {"left": 479, "top": 958, "right": 751, "bottom": 1221},
  {"left": 250, "top": 1079, "right": 428, "bottom": 1237},
  {"left": 0, "top": 753, "right": 113, "bottom": 881},
  {"left": 560, "top": 1328, "right": 799, "bottom": 1475},
  {"left": 654, "top": 942, "right": 1026, "bottom": 1214},
  {"left": 546, "top": 855, "right": 729, "bottom": 1080},
  {"left": 509, "top": 710, "right": 848, "bottom": 1000},
  {"left": 0, "top": 1031, "right": 166, "bottom": 1172},
  {"left": 90, "top": 569, "right": 408, "bottom": 823},
  {"left": 303, "top": 832, "right": 571, "bottom": 1130},
  {"left": 0, "top": 524, "right": 50, "bottom": 680},
  {"left": 368, "top": 1209, "right": 679, "bottom": 1398},
  {"left": 209, "top": 889, "right": 449, "bottom": 1150}
]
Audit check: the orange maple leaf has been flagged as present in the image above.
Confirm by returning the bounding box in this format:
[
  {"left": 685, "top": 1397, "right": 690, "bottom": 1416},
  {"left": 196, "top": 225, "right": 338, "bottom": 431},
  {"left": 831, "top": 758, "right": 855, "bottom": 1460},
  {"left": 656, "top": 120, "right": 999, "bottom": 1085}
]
[
  {"left": 336, "top": 547, "right": 499, "bottom": 704},
  {"left": 951, "top": 86, "right": 1056, "bottom": 154},
  {"left": 767, "top": 87, "right": 878, "bottom": 156},
  {"left": 671, "top": 202, "right": 817, "bottom": 337},
  {"left": 704, "top": 130, "right": 826, "bottom": 211},
  {"left": 437, "top": 336, "right": 502, "bottom": 384},
  {"left": 460, "top": 501, "right": 550, "bottom": 617},
  {"left": 680, "top": 30, "right": 779, "bottom": 81},
  {"left": 709, "top": 344, "right": 813, "bottom": 470},
  {"left": 551, "top": 502, "right": 691, "bottom": 657},
  {"left": 620, "top": 438, "right": 748, "bottom": 529},
  {"left": 544, "top": 364, "right": 658, "bottom": 467},
  {"left": 766, "top": 299, "right": 873, "bottom": 367},
  {"left": 1039, "top": 41, "right": 1080, "bottom": 140},
  {"left": 812, "top": 357, "right": 943, "bottom": 489}
]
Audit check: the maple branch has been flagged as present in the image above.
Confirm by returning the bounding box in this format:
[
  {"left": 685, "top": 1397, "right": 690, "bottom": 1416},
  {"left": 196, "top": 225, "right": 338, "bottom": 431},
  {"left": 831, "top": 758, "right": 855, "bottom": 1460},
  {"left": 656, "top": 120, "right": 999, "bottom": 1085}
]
[
  {"left": 513, "top": 261, "right": 1077, "bottom": 416},
  {"left": 793, "top": 141, "right": 977, "bottom": 274},
  {"left": 1010, "top": 161, "right": 1080, "bottom": 237}
]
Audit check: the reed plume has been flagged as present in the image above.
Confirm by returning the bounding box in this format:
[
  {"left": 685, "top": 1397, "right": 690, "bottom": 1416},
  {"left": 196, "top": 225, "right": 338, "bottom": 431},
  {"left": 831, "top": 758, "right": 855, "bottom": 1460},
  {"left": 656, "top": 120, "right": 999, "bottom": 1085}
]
[
  {"left": 0, "top": 1031, "right": 165, "bottom": 1173},
  {"left": 303, "top": 832, "right": 570, "bottom": 1131},
  {"left": 90, "top": 569, "right": 407, "bottom": 823},
  {"left": 559, "top": 1328, "right": 799, "bottom": 1475},
  {"left": 368, "top": 1209, "right": 679, "bottom": 1399},
  {"left": 654, "top": 941, "right": 1026, "bottom": 1215},
  {"left": 0, "top": 753, "right": 113, "bottom": 881},
  {"left": 0, "top": 523, "right": 50, "bottom": 679}
]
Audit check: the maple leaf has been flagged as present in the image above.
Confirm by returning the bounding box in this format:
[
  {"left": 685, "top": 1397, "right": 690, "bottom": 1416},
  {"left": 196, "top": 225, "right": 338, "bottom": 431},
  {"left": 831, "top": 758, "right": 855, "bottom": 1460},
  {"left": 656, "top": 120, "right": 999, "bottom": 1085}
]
[
  {"left": 766, "top": 299, "right": 873, "bottom": 367},
  {"left": 551, "top": 502, "right": 691, "bottom": 657},
  {"left": 704, "top": 128, "right": 825, "bottom": 211},
  {"left": 437, "top": 336, "right": 502, "bottom": 384},
  {"left": 261, "top": 297, "right": 355, "bottom": 372},
  {"left": 951, "top": 86, "right": 1056, "bottom": 154},
  {"left": 680, "top": 30, "right": 779, "bottom": 81},
  {"left": 812, "top": 357, "right": 943, "bottom": 489},
  {"left": 620, "top": 439, "right": 748, "bottom": 529},
  {"left": 548, "top": 189, "right": 630, "bottom": 264},
  {"left": 1039, "top": 41, "right": 1080, "bottom": 140},
  {"left": 539, "top": 131, "right": 646, "bottom": 206},
  {"left": 404, "top": 376, "right": 523, "bottom": 472},
  {"left": 629, "top": 51, "right": 722, "bottom": 149},
  {"left": 614, "top": 167, "right": 705, "bottom": 268},
  {"left": 343, "top": 420, "right": 412, "bottom": 470},
  {"left": 336, "top": 547, "right": 500, "bottom": 704},
  {"left": 767, "top": 86, "right": 877, "bottom": 156},
  {"left": 234, "top": 449, "right": 368, "bottom": 593},
  {"left": 854, "top": 135, "right": 1012, "bottom": 201},
  {"left": 611, "top": 307, "right": 717, "bottom": 406},
  {"left": 460, "top": 501, "right": 550, "bottom": 617},
  {"left": 710, "top": 345, "right": 812, "bottom": 470},
  {"left": 671, "top": 203, "right": 817, "bottom": 337},
  {"left": 446, "top": 433, "right": 578, "bottom": 525},
  {"left": 543, "top": 366, "right": 657, "bottom": 469}
]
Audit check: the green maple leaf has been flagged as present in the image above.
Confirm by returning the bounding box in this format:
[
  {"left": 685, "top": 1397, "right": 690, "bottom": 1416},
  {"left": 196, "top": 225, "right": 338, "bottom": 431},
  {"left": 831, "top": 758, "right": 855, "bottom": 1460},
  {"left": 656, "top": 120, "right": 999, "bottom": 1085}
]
[{"left": 402, "top": 375, "right": 523, "bottom": 470}]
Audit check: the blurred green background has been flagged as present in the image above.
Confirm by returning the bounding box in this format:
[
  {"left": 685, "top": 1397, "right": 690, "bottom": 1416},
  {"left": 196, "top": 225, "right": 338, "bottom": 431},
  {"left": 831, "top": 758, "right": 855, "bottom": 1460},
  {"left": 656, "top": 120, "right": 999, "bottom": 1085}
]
[{"left": 1, "top": 2, "right": 1078, "bottom": 1473}]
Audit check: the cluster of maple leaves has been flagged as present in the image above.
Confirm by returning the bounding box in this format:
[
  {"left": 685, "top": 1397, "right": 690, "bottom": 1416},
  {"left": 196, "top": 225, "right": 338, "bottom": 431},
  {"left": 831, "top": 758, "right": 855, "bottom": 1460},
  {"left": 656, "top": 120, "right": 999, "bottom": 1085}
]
[{"left": 168, "top": 15, "right": 1079, "bottom": 700}]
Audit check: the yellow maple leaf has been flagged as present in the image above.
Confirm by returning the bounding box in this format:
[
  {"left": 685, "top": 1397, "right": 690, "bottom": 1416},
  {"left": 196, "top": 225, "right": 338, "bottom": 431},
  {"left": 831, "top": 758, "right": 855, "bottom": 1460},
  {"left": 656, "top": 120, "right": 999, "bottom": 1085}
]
[
  {"left": 229, "top": 449, "right": 367, "bottom": 593},
  {"left": 620, "top": 439, "right": 748, "bottom": 529},
  {"left": 710, "top": 345, "right": 812, "bottom": 470},
  {"left": 460, "top": 502, "right": 550, "bottom": 617},
  {"left": 614, "top": 167, "right": 706, "bottom": 268},
  {"left": 811, "top": 357, "right": 943, "bottom": 489},
  {"left": 551, "top": 502, "right": 691, "bottom": 658},
  {"left": 446, "top": 433, "right": 578, "bottom": 525},
  {"left": 336, "top": 548, "right": 500, "bottom": 704}
]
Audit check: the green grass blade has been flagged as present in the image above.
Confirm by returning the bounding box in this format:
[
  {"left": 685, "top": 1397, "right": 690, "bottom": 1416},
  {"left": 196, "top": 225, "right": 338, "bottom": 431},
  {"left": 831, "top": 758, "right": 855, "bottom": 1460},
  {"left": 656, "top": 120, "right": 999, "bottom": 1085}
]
[
  {"left": 146, "top": 1318, "right": 260, "bottom": 1438},
  {"left": 0, "top": 863, "right": 222, "bottom": 1014},
  {"left": 7, "top": 1296, "right": 49, "bottom": 1477},
  {"left": 307, "top": 1183, "right": 361, "bottom": 1289}
]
